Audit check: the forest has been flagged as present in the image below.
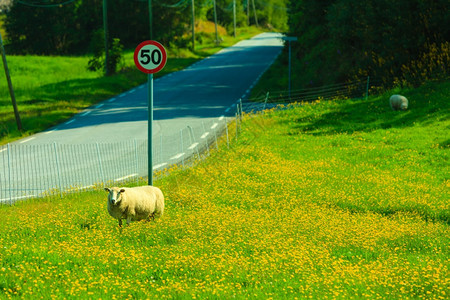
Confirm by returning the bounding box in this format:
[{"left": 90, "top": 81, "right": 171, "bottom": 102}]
[
  {"left": 3, "top": 0, "right": 288, "bottom": 54},
  {"left": 288, "top": 0, "right": 449, "bottom": 88},
  {"left": 2, "top": 0, "right": 448, "bottom": 88}
]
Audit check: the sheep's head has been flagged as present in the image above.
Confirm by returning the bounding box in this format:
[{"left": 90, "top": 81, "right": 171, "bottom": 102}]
[{"left": 105, "top": 187, "right": 125, "bottom": 205}]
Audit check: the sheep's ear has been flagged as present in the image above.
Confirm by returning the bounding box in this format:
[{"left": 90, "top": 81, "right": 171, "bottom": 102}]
[
  {"left": 120, "top": 189, "right": 125, "bottom": 193},
  {"left": 104, "top": 187, "right": 110, "bottom": 192}
]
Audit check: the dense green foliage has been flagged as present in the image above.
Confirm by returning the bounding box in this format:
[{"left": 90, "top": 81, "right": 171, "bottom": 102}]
[
  {"left": 288, "top": 0, "right": 449, "bottom": 88},
  {"left": 4, "top": 0, "right": 288, "bottom": 55}
]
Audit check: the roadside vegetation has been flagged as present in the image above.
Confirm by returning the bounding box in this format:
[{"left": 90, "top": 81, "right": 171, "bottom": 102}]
[{"left": 0, "top": 80, "right": 448, "bottom": 298}]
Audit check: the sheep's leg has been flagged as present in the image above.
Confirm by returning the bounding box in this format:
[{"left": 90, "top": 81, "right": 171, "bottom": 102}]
[
  {"left": 126, "top": 216, "right": 132, "bottom": 225},
  {"left": 118, "top": 219, "right": 123, "bottom": 227}
]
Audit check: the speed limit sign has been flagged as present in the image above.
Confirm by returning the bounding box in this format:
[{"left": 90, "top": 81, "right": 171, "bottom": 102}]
[{"left": 134, "top": 40, "right": 167, "bottom": 74}]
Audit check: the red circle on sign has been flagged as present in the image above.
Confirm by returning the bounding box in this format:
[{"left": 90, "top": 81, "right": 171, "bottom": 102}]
[{"left": 134, "top": 40, "right": 167, "bottom": 74}]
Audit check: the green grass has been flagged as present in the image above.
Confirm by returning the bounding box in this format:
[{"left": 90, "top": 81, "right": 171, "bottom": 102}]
[
  {"left": 0, "top": 80, "right": 448, "bottom": 299},
  {"left": 0, "top": 26, "right": 263, "bottom": 145}
]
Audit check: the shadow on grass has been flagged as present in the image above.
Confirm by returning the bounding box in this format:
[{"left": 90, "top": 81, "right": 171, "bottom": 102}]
[{"left": 288, "top": 80, "right": 450, "bottom": 136}]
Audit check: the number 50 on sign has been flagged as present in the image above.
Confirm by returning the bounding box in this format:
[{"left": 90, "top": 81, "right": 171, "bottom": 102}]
[{"left": 134, "top": 40, "right": 167, "bottom": 74}]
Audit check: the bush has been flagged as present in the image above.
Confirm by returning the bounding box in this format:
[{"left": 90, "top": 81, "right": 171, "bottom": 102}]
[{"left": 87, "top": 31, "right": 124, "bottom": 76}]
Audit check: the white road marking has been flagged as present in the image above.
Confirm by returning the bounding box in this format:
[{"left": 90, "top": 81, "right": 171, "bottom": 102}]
[
  {"left": 44, "top": 130, "right": 56, "bottom": 135},
  {"left": 219, "top": 116, "right": 224, "bottom": 121},
  {"left": 96, "top": 104, "right": 104, "bottom": 108},
  {"left": 108, "top": 97, "right": 116, "bottom": 102},
  {"left": 20, "top": 137, "right": 35, "bottom": 144},
  {"left": 188, "top": 143, "right": 199, "bottom": 150},
  {"left": 170, "top": 153, "right": 185, "bottom": 160},
  {"left": 153, "top": 163, "right": 167, "bottom": 170},
  {"left": 200, "top": 132, "right": 209, "bottom": 139},
  {"left": 129, "top": 88, "right": 136, "bottom": 93},
  {"left": 225, "top": 107, "right": 231, "bottom": 113},
  {"left": 65, "top": 119, "right": 75, "bottom": 125},
  {"left": 0, "top": 148, "right": 6, "bottom": 153},
  {"left": 211, "top": 123, "right": 218, "bottom": 129},
  {"left": 119, "top": 93, "right": 126, "bottom": 98},
  {"left": 81, "top": 111, "right": 91, "bottom": 117},
  {"left": 115, "top": 174, "right": 138, "bottom": 181}
]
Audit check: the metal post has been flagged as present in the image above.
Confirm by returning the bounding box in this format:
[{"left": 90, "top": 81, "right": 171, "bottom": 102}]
[
  {"left": 134, "top": 139, "right": 138, "bottom": 183},
  {"left": 7, "top": 144, "right": 12, "bottom": 205},
  {"left": 148, "top": 74, "right": 153, "bottom": 186},
  {"left": 225, "top": 121, "right": 230, "bottom": 148},
  {"left": 180, "top": 129, "right": 185, "bottom": 167},
  {"left": 213, "top": 0, "right": 219, "bottom": 44},
  {"left": 191, "top": 0, "right": 195, "bottom": 50},
  {"left": 251, "top": 0, "right": 258, "bottom": 27},
  {"left": 288, "top": 40, "right": 292, "bottom": 99},
  {"left": 0, "top": 33, "right": 22, "bottom": 131},
  {"left": 160, "top": 134, "right": 163, "bottom": 165},
  {"left": 239, "top": 99, "right": 243, "bottom": 121},
  {"left": 264, "top": 92, "right": 269, "bottom": 110},
  {"left": 53, "top": 143, "right": 63, "bottom": 198},
  {"left": 202, "top": 121, "right": 210, "bottom": 155},
  {"left": 233, "top": 0, "right": 236, "bottom": 38},
  {"left": 102, "top": 0, "right": 110, "bottom": 76}
]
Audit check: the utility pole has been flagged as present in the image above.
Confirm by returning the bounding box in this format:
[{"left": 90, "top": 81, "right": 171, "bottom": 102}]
[
  {"left": 251, "top": 0, "right": 258, "bottom": 27},
  {"left": 247, "top": 0, "right": 250, "bottom": 26},
  {"left": 233, "top": 0, "right": 236, "bottom": 38},
  {"left": 283, "top": 37, "right": 298, "bottom": 99},
  {"left": 213, "top": 0, "right": 219, "bottom": 44},
  {"left": 0, "top": 32, "right": 22, "bottom": 131},
  {"left": 102, "top": 0, "right": 110, "bottom": 75},
  {"left": 191, "top": 0, "right": 195, "bottom": 50}
]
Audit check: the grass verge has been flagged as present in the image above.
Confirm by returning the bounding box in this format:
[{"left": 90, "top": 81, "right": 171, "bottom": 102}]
[
  {"left": 0, "top": 80, "right": 448, "bottom": 298},
  {"left": 0, "top": 26, "right": 263, "bottom": 145}
]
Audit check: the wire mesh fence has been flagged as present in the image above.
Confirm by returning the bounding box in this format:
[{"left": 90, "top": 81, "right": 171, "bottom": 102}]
[
  {"left": 0, "top": 116, "right": 234, "bottom": 204},
  {"left": 0, "top": 78, "right": 376, "bottom": 205}
]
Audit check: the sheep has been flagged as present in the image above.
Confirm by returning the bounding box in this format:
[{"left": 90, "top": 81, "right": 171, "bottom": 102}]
[
  {"left": 389, "top": 94, "right": 409, "bottom": 111},
  {"left": 105, "top": 186, "right": 164, "bottom": 227}
]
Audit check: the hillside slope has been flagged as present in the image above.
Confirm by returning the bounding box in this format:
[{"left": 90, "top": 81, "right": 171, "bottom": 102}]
[{"left": 0, "top": 81, "right": 448, "bottom": 299}]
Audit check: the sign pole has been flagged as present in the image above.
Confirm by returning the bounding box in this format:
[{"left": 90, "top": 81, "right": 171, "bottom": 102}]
[
  {"left": 148, "top": 73, "right": 153, "bottom": 186},
  {"left": 134, "top": 40, "right": 166, "bottom": 186}
]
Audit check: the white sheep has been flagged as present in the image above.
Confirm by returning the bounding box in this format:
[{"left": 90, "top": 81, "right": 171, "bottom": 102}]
[
  {"left": 389, "top": 94, "right": 409, "bottom": 111},
  {"left": 105, "top": 186, "right": 164, "bottom": 227}
]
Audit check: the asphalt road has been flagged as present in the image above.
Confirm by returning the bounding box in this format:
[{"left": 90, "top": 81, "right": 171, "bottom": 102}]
[
  {"left": 23, "top": 32, "right": 284, "bottom": 144},
  {"left": 0, "top": 32, "right": 284, "bottom": 201}
]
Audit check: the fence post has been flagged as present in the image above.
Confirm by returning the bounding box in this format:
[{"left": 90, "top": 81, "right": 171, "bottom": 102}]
[
  {"left": 202, "top": 121, "right": 210, "bottom": 156},
  {"left": 264, "top": 92, "right": 269, "bottom": 110},
  {"left": 187, "top": 126, "right": 200, "bottom": 158},
  {"left": 7, "top": 143, "right": 12, "bottom": 205},
  {"left": 53, "top": 143, "right": 63, "bottom": 198},
  {"left": 225, "top": 120, "right": 230, "bottom": 148},
  {"left": 239, "top": 98, "right": 243, "bottom": 121},
  {"left": 134, "top": 139, "right": 138, "bottom": 183},
  {"left": 160, "top": 134, "right": 163, "bottom": 165},
  {"left": 96, "top": 143, "right": 105, "bottom": 186},
  {"left": 235, "top": 113, "right": 239, "bottom": 141},
  {"left": 180, "top": 129, "right": 185, "bottom": 167},
  {"left": 213, "top": 122, "right": 219, "bottom": 150},
  {"left": 365, "top": 76, "right": 370, "bottom": 100}
]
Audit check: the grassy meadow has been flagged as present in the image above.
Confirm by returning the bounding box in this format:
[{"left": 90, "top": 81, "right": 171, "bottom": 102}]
[
  {"left": 0, "top": 24, "right": 262, "bottom": 145},
  {"left": 0, "top": 80, "right": 448, "bottom": 299}
]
